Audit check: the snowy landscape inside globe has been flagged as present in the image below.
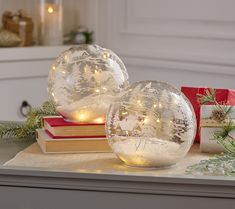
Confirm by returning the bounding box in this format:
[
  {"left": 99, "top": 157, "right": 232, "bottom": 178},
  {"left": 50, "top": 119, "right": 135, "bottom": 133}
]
[
  {"left": 106, "top": 81, "right": 196, "bottom": 168},
  {"left": 48, "top": 45, "right": 129, "bottom": 123}
]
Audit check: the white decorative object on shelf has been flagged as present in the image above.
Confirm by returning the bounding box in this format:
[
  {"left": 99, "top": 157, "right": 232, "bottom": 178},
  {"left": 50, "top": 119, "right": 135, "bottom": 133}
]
[{"left": 39, "top": 0, "right": 63, "bottom": 45}]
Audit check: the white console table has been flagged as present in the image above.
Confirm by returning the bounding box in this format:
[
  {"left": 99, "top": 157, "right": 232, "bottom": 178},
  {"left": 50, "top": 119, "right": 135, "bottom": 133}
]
[{"left": 0, "top": 141, "right": 234, "bottom": 209}]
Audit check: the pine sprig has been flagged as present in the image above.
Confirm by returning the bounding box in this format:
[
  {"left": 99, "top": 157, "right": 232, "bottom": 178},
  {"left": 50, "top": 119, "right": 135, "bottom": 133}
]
[
  {"left": 214, "top": 119, "right": 234, "bottom": 140},
  {"left": 197, "top": 88, "right": 216, "bottom": 105},
  {"left": 0, "top": 122, "right": 27, "bottom": 138},
  {"left": 0, "top": 101, "right": 59, "bottom": 140},
  {"left": 214, "top": 119, "right": 235, "bottom": 156},
  {"left": 223, "top": 105, "right": 233, "bottom": 115}
]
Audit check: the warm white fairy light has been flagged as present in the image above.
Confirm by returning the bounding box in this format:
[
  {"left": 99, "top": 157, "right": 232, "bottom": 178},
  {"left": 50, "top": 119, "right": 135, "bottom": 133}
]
[
  {"left": 103, "top": 52, "right": 110, "bottom": 59},
  {"left": 47, "top": 6, "right": 54, "bottom": 13},
  {"left": 122, "top": 111, "right": 128, "bottom": 115},
  {"left": 77, "top": 113, "right": 87, "bottom": 121},
  {"left": 137, "top": 100, "right": 142, "bottom": 106},
  {"left": 73, "top": 111, "right": 90, "bottom": 122},
  {"left": 144, "top": 117, "right": 149, "bottom": 123},
  {"left": 173, "top": 98, "right": 178, "bottom": 105},
  {"left": 93, "top": 117, "right": 105, "bottom": 124}
]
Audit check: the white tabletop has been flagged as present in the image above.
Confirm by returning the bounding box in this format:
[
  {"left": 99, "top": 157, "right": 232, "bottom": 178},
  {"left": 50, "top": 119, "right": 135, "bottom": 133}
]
[{"left": 0, "top": 140, "right": 234, "bottom": 209}]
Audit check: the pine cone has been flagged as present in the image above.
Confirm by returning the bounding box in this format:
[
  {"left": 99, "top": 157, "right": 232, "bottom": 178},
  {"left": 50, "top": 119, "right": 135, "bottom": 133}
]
[{"left": 211, "top": 109, "right": 226, "bottom": 122}]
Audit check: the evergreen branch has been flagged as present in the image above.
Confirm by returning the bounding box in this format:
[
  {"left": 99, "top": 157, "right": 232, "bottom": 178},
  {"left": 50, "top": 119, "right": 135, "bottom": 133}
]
[
  {"left": 0, "top": 122, "right": 27, "bottom": 138},
  {"left": 214, "top": 119, "right": 234, "bottom": 139},
  {"left": 0, "top": 100, "right": 59, "bottom": 140},
  {"left": 197, "top": 88, "right": 216, "bottom": 105},
  {"left": 213, "top": 119, "right": 235, "bottom": 156},
  {"left": 224, "top": 105, "right": 234, "bottom": 115}
]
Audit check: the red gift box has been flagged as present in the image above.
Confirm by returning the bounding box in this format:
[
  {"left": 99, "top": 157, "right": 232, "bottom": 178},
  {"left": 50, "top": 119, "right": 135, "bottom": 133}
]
[{"left": 181, "top": 86, "right": 235, "bottom": 143}]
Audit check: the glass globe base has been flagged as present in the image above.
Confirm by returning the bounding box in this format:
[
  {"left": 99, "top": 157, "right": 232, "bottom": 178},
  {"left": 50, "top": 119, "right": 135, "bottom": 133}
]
[{"left": 122, "top": 162, "right": 176, "bottom": 170}]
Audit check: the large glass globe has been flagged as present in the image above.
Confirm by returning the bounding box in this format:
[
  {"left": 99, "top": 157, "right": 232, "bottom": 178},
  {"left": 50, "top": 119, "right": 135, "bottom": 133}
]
[
  {"left": 48, "top": 45, "right": 129, "bottom": 123},
  {"left": 106, "top": 81, "right": 196, "bottom": 168}
]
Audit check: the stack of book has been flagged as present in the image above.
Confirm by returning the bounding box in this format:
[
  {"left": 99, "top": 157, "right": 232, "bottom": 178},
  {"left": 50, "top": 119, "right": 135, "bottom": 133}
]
[{"left": 36, "top": 116, "right": 111, "bottom": 153}]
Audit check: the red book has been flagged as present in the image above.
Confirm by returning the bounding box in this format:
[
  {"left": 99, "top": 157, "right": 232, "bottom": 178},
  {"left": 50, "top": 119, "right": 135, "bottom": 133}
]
[
  {"left": 181, "top": 86, "right": 235, "bottom": 143},
  {"left": 43, "top": 117, "right": 106, "bottom": 139}
]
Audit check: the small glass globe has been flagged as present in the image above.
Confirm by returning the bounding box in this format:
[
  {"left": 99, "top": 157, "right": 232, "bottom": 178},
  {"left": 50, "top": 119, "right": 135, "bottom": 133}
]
[
  {"left": 48, "top": 44, "right": 129, "bottom": 123},
  {"left": 106, "top": 81, "right": 196, "bottom": 168}
]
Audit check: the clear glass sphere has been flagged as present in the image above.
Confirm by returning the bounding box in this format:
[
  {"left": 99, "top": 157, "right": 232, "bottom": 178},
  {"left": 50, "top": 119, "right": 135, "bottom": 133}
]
[
  {"left": 48, "top": 44, "right": 129, "bottom": 123},
  {"left": 106, "top": 81, "right": 196, "bottom": 168}
]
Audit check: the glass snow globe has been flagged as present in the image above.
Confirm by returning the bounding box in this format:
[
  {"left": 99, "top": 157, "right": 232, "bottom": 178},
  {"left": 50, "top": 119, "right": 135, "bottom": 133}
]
[
  {"left": 48, "top": 44, "right": 129, "bottom": 123},
  {"left": 106, "top": 81, "right": 196, "bottom": 168}
]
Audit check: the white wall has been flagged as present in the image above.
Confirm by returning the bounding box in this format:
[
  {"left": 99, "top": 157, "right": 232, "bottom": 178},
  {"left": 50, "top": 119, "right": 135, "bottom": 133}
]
[
  {"left": 2, "top": 0, "right": 235, "bottom": 89},
  {"left": 88, "top": 0, "right": 235, "bottom": 89}
]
